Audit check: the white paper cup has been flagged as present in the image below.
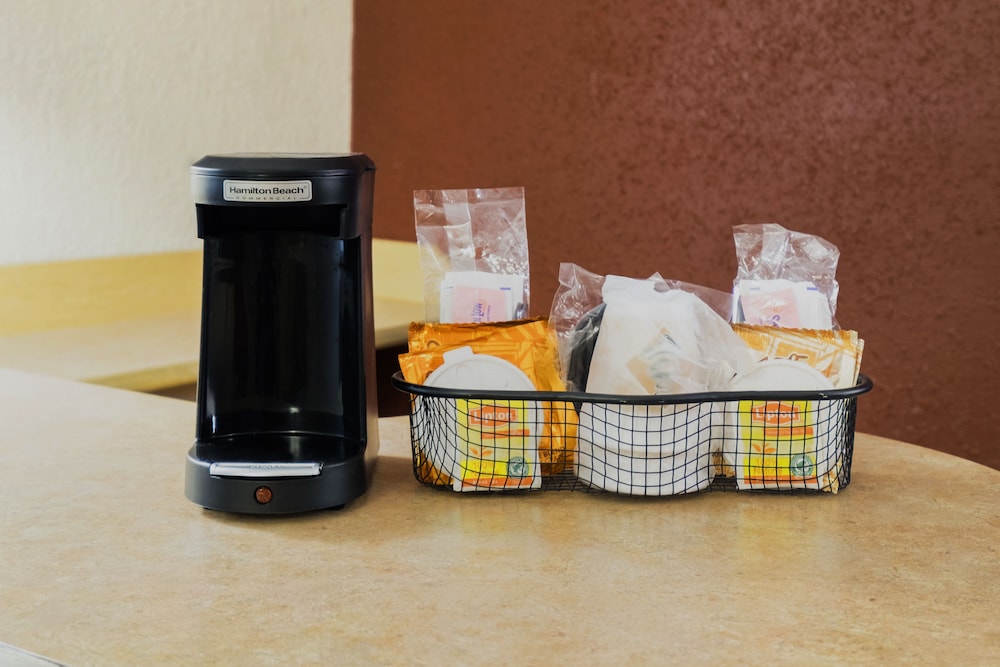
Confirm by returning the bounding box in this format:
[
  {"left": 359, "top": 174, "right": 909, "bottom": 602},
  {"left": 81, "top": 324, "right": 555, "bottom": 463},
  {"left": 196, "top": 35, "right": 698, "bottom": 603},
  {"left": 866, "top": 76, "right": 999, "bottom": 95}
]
[
  {"left": 416, "top": 347, "right": 541, "bottom": 492},
  {"left": 576, "top": 402, "right": 713, "bottom": 495},
  {"left": 723, "top": 360, "right": 839, "bottom": 490}
]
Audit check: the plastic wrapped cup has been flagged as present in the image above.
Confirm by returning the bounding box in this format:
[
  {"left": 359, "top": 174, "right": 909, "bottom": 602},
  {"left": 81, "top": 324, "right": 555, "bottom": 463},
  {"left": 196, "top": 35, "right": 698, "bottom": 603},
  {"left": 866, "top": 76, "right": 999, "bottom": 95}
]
[
  {"left": 417, "top": 347, "right": 541, "bottom": 492},
  {"left": 576, "top": 402, "right": 713, "bottom": 495},
  {"left": 722, "top": 359, "right": 839, "bottom": 491}
]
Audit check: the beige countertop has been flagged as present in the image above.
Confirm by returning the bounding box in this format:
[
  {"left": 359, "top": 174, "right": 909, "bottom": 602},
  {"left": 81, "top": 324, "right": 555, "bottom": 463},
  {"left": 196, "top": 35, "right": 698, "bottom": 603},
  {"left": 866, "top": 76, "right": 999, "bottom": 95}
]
[{"left": 1, "top": 368, "right": 997, "bottom": 665}]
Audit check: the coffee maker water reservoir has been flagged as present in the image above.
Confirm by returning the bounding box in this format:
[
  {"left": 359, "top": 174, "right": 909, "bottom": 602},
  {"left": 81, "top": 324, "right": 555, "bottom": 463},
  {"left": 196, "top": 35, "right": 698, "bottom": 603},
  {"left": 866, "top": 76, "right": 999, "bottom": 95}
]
[{"left": 185, "top": 154, "right": 379, "bottom": 514}]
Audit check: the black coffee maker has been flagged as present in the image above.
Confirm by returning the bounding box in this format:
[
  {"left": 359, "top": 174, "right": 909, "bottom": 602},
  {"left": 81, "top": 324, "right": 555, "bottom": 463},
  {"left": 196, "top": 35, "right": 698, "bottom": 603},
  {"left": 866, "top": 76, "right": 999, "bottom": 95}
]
[{"left": 184, "top": 154, "right": 379, "bottom": 514}]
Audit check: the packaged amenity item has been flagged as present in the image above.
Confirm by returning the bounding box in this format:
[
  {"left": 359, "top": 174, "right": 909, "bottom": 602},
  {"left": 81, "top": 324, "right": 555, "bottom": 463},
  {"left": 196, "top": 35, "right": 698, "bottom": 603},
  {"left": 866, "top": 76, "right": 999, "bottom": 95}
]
[
  {"left": 547, "top": 263, "right": 606, "bottom": 389},
  {"left": 413, "top": 187, "right": 530, "bottom": 323},
  {"left": 585, "top": 275, "right": 756, "bottom": 395},
  {"left": 727, "top": 359, "right": 844, "bottom": 492},
  {"left": 576, "top": 402, "right": 714, "bottom": 495},
  {"left": 725, "top": 223, "right": 862, "bottom": 491},
  {"left": 399, "top": 318, "right": 577, "bottom": 481},
  {"left": 732, "top": 324, "right": 864, "bottom": 389},
  {"left": 731, "top": 223, "right": 841, "bottom": 329},
  {"left": 549, "top": 264, "right": 738, "bottom": 391},
  {"left": 400, "top": 319, "right": 564, "bottom": 398},
  {"left": 563, "top": 304, "right": 606, "bottom": 394},
  {"left": 733, "top": 279, "right": 832, "bottom": 329},
  {"left": 423, "top": 347, "right": 541, "bottom": 491},
  {"left": 573, "top": 276, "right": 753, "bottom": 495},
  {"left": 439, "top": 271, "right": 524, "bottom": 323},
  {"left": 404, "top": 317, "right": 548, "bottom": 358}
]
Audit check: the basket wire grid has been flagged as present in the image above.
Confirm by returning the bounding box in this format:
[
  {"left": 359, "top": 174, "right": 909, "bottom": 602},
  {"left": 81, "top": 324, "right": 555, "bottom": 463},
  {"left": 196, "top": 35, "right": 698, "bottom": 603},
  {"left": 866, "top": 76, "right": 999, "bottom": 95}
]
[{"left": 391, "top": 373, "right": 872, "bottom": 496}]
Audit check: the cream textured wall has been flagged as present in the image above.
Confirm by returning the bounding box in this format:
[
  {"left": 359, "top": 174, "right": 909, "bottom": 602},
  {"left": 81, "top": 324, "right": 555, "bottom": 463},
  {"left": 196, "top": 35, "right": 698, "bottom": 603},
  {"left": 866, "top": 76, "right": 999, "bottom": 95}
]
[{"left": 0, "top": 0, "right": 354, "bottom": 265}]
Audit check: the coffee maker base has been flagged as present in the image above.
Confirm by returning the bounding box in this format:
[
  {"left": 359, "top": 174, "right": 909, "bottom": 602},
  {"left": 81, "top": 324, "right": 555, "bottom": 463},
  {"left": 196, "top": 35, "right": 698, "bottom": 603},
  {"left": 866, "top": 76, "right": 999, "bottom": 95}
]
[{"left": 184, "top": 446, "right": 371, "bottom": 515}]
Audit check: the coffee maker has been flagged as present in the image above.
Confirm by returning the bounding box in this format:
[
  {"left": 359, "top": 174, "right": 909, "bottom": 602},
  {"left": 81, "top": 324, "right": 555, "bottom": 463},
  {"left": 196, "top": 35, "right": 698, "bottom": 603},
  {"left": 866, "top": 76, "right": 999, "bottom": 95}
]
[{"left": 184, "top": 154, "right": 379, "bottom": 514}]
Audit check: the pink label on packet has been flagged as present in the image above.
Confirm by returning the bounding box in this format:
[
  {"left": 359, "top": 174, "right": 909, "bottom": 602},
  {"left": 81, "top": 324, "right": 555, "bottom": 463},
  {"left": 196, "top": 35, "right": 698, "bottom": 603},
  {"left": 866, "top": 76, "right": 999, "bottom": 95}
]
[
  {"left": 740, "top": 289, "right": 802, "bottom": 328},
  {"left": 450, "top": 285, "right": 509, "bottom": 323}
]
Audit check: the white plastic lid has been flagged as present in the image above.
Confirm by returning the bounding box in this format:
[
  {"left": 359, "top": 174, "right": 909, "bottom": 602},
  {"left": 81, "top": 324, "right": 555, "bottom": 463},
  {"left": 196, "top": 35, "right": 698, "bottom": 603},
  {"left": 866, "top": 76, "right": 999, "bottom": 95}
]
[
  {"left": 423, "top": 347, "right": 536, "bottom": 391},
  {"left": 730, "top": 359, "right": 834, "bottom": 392}
]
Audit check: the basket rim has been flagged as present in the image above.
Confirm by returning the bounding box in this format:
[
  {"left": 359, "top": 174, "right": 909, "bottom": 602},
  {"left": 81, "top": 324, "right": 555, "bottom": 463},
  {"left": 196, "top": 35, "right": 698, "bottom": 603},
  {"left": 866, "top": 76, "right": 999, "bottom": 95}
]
[{"left": 390, "top": 372, "right": 873, "bottom": 404}]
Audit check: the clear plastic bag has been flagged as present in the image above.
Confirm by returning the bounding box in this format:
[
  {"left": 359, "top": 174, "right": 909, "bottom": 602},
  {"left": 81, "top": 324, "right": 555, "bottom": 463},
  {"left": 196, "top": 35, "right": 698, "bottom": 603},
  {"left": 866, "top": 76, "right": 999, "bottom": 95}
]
[
  {"left": 548, "top": 263, "right": 606, "bottom": 389},
  {"left": 549, "top": 264, "right": 746, "bottom": 392},
  {"left": 586, "top": 275, "right": 756, "bottom": 394},
  {"left": 732, "top": 223, "right": 841, "bottom": 329},
  {"left": 413, "top": 187, "right": 530, "bottom": 323}
]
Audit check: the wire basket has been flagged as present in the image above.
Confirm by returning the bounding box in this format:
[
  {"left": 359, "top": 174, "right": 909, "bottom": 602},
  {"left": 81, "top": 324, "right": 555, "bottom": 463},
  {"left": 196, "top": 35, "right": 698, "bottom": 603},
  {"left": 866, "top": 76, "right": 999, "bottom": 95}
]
[{"left": 390, "top": 372, "right": 873, "bottom": 496}]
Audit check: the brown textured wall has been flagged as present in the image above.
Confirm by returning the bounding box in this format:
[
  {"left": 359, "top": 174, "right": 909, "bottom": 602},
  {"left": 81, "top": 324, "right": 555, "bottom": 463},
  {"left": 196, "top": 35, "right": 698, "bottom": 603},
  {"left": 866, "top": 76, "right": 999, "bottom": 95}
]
[{"left": 353, "top": 0, "right": 1000, "bottom": 468}]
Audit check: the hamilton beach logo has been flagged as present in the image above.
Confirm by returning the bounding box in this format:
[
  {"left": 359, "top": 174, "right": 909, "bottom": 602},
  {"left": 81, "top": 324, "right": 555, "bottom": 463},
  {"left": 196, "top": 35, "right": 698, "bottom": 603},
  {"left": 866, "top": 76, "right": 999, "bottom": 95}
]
[{"left": 223, "top": 179, "right": 312, "bottom": 202}]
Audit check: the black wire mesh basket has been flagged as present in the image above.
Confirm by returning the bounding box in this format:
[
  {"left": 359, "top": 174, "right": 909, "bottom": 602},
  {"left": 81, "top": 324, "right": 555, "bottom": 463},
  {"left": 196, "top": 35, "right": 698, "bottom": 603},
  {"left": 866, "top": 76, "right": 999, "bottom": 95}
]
[{"left": 390, "top": 372, "right": 873, "bottom": 496}]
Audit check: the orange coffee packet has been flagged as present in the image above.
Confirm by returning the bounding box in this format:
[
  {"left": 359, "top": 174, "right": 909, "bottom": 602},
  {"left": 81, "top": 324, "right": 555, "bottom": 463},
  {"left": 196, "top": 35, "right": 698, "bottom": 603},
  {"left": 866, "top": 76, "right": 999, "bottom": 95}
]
[
  {"left": 406, "top": 317, "right": 549, "bottom": 354},
  {"left": 731, "top": 324, "right": 865, "bottom": 388}
]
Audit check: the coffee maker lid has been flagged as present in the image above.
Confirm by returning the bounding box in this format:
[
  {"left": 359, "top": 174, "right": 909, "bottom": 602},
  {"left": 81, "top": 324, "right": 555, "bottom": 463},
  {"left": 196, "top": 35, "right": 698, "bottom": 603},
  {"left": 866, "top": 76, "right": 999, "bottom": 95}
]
[{"left": 191, "top": 153, "right": 375, "bottom": 206}]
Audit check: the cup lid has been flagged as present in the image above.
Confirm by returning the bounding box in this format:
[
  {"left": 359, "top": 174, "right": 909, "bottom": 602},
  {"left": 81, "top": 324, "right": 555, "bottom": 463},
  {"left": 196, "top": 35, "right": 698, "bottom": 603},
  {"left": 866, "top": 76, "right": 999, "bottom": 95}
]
[
  {"left": 731, "top": 359, "right": 834, "bottom": 391},
  {"left": 424, "top": 347, "right": 536, "bottom": 391}
]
